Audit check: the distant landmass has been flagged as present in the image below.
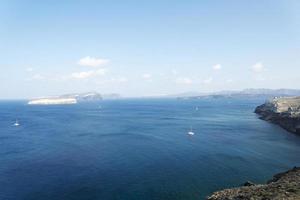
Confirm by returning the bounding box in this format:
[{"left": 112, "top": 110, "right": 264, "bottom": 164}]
[
  {"left": 175, "top": 89, "right": 300, "bottom": 99},
  {"left": 101, "top": 93, "right": 121, "bottom": 100},
  {"left": 60, "top": 92, "right": 103, "bottom": 102},
  {"left": 28, "top": 98, "right": 77, "bottom": 105},
  {"left": 28, "top": 92, "right": 103, "bottom": 105}
]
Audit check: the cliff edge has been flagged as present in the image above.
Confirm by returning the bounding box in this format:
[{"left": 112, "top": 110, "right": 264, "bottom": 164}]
[
  {"left": 255, "top": 97, "right": 300, "bottom": 134},
  {"left": 207, "top": 167, "right": 300, "bottom": 200}
]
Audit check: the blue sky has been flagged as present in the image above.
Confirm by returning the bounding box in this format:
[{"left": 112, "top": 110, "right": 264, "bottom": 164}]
[{"left": 0, "top": 0, "right": 299, "bottom": 98}]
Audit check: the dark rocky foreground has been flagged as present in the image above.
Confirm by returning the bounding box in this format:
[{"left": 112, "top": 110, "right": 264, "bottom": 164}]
[
  {"left": 255, "top": 97, "right": 300, "bottom": 134},
  {"left": 206, "top": 167, "right": 300, "bottom": 200}
]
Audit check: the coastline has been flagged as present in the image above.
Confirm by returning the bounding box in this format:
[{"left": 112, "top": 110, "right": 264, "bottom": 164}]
[
  {"left": 255, "top": 97, "right": 300, "bottom": 134},
  {"left": 206, "top": 167, "right": 300, "bottom": 200},
  {"left": 207, "top": 97, "right": 300, "bottom": 199}
]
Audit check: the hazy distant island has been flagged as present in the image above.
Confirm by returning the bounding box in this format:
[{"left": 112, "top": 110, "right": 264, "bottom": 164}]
[
  {"left": 207, "top": 167, "right": 300, "bottom": 200},
  {"left": 255, "top": 96, "right": 300, "bottom": 134},
  {"left": 175, "top": 88, "right": 300, "bottom": 99},
  {"left": 28, "top": 92, "right": 106, "bottom": 105},
  {"left": 28, "top": 98, "right": 77, "bottom": 105}
]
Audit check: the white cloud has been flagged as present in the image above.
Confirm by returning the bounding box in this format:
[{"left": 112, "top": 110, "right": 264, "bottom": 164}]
[
  {"left": 159, "top": 72, "right": 165, "bottom": 77},
  {"left": 71, "top": 69, "right": 107, "bottom": 79},
  {"left": 111, "top": 77, "right": 128, "bottom": 83},
  {"left": 171, "top": 69, "right": 178, "bottom": 75},
  {"left": 226, "top": 79, "right": 233, "bottom": 83},
  {"left": 117, "top": 77, "right": 128, "bottom": 82},
  {"left": 71, "top": 71, "right": 94, "bottom": 79},
  {"left": 78, "top": 56, "right": 110, "bottom": 67},
  {"left": 251, "top": 62, "right": 264, "bottom": 73},
  {"left": 212, "top": 64, "right": 222, "bottom": 70},
  {"left": 30, "top": 74, "right": 44, "bottom": 80},
  {"left": 254, "top": 74, "right": 266, "bottom": 81},
  {"left": 203, "top": 77, "right": 213, "bottom": 84},
  {"left": 142, "top": 73, "right": 152, "bottom": 80},
  {"left": 26, "top": 67, "right": 33, "bottom": 72},
  {"left": 176, "top": 77, "right": 193, "bottom": 85}
]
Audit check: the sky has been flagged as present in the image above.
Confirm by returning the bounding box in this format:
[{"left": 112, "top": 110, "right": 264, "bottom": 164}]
[{"left": 0, "top": 0, "right": 299, "bottom": 99}]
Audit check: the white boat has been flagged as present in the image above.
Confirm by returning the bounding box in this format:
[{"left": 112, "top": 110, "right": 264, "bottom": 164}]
[
  {"left": 188, "top": 131, "right": 194, "bottom": 136},
  {"left": 187, "top": 127, "right": 195, "bottom": 135},
  {"left": 14, "top": 119, "right": 20, "bottom": 127}
]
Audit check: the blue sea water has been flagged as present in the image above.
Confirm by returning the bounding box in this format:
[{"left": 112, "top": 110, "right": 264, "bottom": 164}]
[{"left": 0, "top": 98, "right": 300, "bottom": 200}]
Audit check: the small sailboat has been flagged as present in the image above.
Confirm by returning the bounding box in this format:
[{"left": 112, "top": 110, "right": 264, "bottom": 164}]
[
  {"left": 187, "top": 127, "right": 195, "bottom": 136},
  {"left": 195, "top": 106, "right": 199, "bottom": 111},
  {"left": 13, "top": 119, "right": 20, "bottom": 127}
]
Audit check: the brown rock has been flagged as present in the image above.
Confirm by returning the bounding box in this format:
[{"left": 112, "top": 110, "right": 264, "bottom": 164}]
[{"left": 206, "top": 167, "right": 300, "bottom": 200}]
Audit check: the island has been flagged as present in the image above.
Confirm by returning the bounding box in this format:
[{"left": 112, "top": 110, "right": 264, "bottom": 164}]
[
  {"left": 207, "top": 167, "right": 300, "bottom": 200},
  {"left": 28, "top": 92, "right": 103, "bottom": 105},
  {"left": 28, "top": 98, "right": 77, "bottom": 105},
  {"left": 255, "top": 96, "right": 300, "bottom": 134},
  {"left": 176, "top": 89, "right": 300, "bottom": 100}
]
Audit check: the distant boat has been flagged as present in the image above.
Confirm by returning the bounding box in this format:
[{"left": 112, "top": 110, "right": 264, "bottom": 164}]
[
  {"left": 187, "top": 127, "right": 195, "bottom": 136},
  {"left": 195, "top": 107, "right": 199, "bottom": 111},
  {"left": 13, "top": 119, "right": 20, "bottom": 127}
]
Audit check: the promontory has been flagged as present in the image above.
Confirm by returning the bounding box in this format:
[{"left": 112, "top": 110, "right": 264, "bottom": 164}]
[{"left": 255, "top": 96, "right": 300, "bottom": 134}]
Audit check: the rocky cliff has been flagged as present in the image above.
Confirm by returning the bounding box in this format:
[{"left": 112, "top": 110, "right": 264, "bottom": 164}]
[
  {"left": 28, "top": 98, "right": 77, "bottom": 105},
  {"left": 255, "top": 97, "right": 300, "bottom": 134},
  {"left": 28, "top": 92, "right": 102, "bottom": 105},
  {"left": 207, "top": 167, "right": 300, "bottom": 200}
]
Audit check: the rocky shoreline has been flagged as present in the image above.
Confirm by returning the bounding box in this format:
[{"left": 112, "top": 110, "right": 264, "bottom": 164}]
[
  {"left": 255, "top": 97, "right": 300, "bottom": 134},
  {"left": 206, "top": 97, "right": 300, "bottom": 199},
  {"left": 206, "top": 167, "right": 300, "bottom": 200}
]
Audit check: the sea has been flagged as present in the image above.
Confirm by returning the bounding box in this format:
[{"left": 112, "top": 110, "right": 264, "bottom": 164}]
[{"left": 1, "top": 98, "right": 300, "bottom": 200}]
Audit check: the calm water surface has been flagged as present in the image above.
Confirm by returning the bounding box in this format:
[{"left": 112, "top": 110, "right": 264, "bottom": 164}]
[{"left": 0, "top": 98, "right": 300, "bottom": 200}]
